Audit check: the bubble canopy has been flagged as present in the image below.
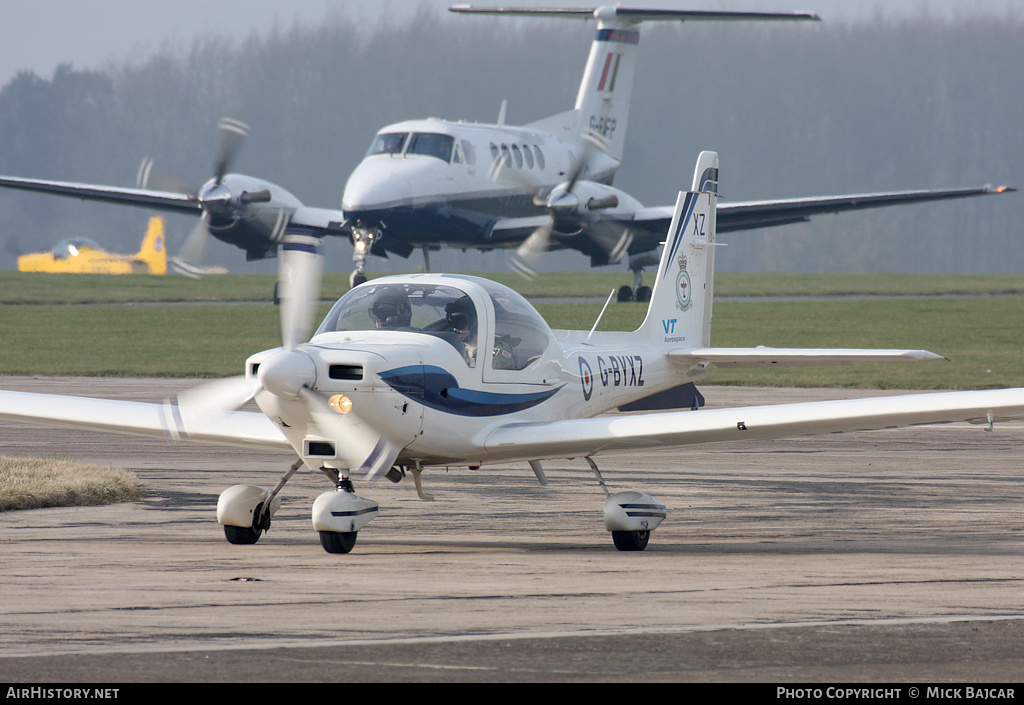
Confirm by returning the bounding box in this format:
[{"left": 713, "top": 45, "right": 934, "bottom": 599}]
[{"left": 315, "top": 276, "right": 555, "bottom": 372}]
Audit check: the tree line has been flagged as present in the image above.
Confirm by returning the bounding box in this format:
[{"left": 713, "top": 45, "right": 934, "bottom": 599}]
[{"left": 0, "top": 8, "right": 1020, "bottom": 273}]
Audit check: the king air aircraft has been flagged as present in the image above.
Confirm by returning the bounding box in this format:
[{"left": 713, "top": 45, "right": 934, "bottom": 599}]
[
  {"left": 0, "top": 6, "right": 1014, "bottom": 293},
  {"left": 2, "top": 152, "right": 1024, "bottom": 554}
]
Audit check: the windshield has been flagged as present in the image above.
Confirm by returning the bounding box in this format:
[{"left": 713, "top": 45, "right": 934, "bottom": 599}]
[
  {"left": 316, "top": 283, "right": 482, "bottom": 366},
  {"left": 407, "top": 133, "right": 454, "bottom": 162},
  {"left": 366, "top": 132, "right": 408, "bottom": 156}
]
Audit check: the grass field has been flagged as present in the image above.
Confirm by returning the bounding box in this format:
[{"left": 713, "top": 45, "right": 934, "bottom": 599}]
[
  {"left": 4, "top": 270, "right": 1024, "bottom": 303},
  {"left": 1, "top": 271, "right": 1022, "bottom": 388}
]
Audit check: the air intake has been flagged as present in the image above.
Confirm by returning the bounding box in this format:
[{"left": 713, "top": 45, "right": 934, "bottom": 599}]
[
  {"left": 305, "top": 440, "right": 336, "bottom": 458},
  {"left": 329, "top": 365, "right": 363, "bottom": 380}
]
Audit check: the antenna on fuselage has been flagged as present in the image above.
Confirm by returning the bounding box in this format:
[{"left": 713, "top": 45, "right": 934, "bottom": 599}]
[{"left": 585, "top": 289, "right": 616, "bottom": 344}]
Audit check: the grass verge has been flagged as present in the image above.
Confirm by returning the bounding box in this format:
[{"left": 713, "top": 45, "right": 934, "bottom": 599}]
[
  {"left": 4, "top": 271, "right": 1024, "bottom": 303},
  {"left": 0, "top": 456, "right": 144, "bottom": 512}
]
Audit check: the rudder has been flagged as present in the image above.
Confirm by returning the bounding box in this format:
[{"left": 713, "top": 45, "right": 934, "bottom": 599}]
[{"left": 136, "top": 216, "right": 167, "bottom": 275}]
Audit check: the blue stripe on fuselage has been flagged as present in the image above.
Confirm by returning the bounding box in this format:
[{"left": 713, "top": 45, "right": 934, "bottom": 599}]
[{"left": 379, "top": 365, "right": 561, "bottom": 417}]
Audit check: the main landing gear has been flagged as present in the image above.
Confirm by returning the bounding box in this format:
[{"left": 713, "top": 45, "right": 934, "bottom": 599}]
[
  {"left": 216, "top": 459, "right": 301, "bottom": 545},
  {"left": 585, "top": 457, "right": 667, "bottom": 551},
  {"left": 616, "top": 265, "right": 652, "bottom": 303}
]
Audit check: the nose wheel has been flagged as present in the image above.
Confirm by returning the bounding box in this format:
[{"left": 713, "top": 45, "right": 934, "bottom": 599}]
[
  {"left": 312, "top": 475, "right": 379, "bottom": 554},
  {"left": 319, "top": 527, "right": 359, "bottom": 554}
]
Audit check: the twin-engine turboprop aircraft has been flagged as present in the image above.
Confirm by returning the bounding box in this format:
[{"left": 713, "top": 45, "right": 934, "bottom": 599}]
[
  {"left": 0, "top": 6, "right": 1014, "bottom": 293},
  {"left": 2, "top": 151, "right": 1023, "bottom": 554}
]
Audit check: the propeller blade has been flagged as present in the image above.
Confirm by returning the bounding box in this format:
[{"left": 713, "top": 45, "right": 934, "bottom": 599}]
[
  {"left": 299, "top": 388, "right": 402, "bottom": 480},
  {"left": 136, "top": 158, "right": 198, "bottom": 197},
  {"left": 510, "top": 220, "right": 553, "bottom": 279},
  {"left": 213, "top": 118, "right": 250, "bottom": 185},
  {"left": 169, "top": 219, "right": 212, "bottom": 278},
  {"left": 173, "top": 375, "right": 261, "bottom": 433},
  {"left": 278, "top": 230, "right": 323, "bottom": 351},
  {"left": 564, "top": 131, "right": 605, "bottom": 192}
]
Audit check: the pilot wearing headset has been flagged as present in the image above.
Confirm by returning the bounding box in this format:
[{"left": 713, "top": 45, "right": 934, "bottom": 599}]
[
  {"left": 445, "top": 296, "right": 515, "bottom": 369},
  {"left": 370, "top": 287, "right": 413, "bottom": 329}
]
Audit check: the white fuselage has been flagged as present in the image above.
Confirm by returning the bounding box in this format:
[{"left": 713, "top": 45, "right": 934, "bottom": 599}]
[
  {"left": 341, "top": 118, "right": 628, "bottom": 250},
  {"left": 247, "top": 273, "right": 693, "bottom": 470}
]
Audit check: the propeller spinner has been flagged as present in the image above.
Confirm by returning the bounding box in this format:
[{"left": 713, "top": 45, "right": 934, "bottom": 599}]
[
  {"left": 508, "top": 134, "right": 631, "bottom": 278},
  {"left": 137, "top": 118, "right": 290, "bottom": 276}
]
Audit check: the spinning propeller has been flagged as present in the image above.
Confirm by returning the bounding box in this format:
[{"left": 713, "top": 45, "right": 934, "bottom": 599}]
[
  {"left": 500, "top": 134, "right": 629, "bottom": 278},
  {"left": 176, "top": 225, "right": 402, "bottom": 480},
  {"left": 137, "top": 118, "right": 280, "bottom": 277},
  {"left": 259, "top": 230, "right": 403, "bottom": 480}
]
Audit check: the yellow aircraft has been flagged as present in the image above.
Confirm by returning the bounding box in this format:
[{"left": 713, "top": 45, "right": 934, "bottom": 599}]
[{"left": 18, "top": 217, "right": 167, "bottom": 275}]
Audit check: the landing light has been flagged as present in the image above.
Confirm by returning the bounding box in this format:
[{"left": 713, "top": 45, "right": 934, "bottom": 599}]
[{"left": 329, "top": 394, "right": 353, "bottom": 414}]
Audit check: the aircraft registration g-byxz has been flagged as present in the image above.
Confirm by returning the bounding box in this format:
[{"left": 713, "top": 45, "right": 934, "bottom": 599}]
[
  {"left": 2, "top": 151, "right": 1023, "bottom": 554},
  {"left": 0, "top": 6, "right": 1014, "bottom": 293}
]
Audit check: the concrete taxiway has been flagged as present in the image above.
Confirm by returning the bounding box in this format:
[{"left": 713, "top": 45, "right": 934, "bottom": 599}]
[{"left": 1, "top": 376, "right": 1022, "bottom": 682}]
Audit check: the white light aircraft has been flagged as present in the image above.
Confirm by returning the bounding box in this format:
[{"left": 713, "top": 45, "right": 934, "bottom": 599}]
[
  {"left": 2, "top": 151, "right": 1022, "bottom": 554},
  {"left": 0, "top": 6, "right": 1014, "bottom": 292}
]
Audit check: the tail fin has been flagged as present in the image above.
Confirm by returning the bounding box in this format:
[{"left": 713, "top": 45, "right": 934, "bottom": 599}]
[
  {"left": 571, "top": 12, "right": 643, "bottom": 163},
  {"left": 135, "top": 216, "right": 167, "bottom": 275},
  {"left": 636, "top": 151, "right": 719, "bottom": 348},
  {"left": 464, "top": 6, "right": 820, "bottom": 164}
]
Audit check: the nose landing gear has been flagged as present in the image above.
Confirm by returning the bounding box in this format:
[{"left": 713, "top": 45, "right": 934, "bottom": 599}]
[
  {"left": 312, "top": 475, "right": 379, "bottom": 554},
  {"left": 349, "top": 225, "right": 381, "bottom": 288}
]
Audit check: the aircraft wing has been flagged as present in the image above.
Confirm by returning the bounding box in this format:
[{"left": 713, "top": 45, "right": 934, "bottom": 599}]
[
  {"left": 483, "top": 388, "right": 1024, "bottom": 463},
  {"left": 0, "top": 390, "right": 289, "bottom": 450},
  {"left": 629, "top": 184, "right": 1015, "bottom": 239},
  {"left": 670, "top": 347, "right": 944, "bottom": 368},
  {"left": 0, "top": 175, "right": 202, "bottom": 215}
]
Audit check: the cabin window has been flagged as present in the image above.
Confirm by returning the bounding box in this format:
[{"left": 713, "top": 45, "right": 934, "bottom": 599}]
[
  {"left": 500, "top": 143, "right": 512, "bottom": 168},
  {"left": 533, "top": 145, "right": 545, "bottom": 170},
  {"left": 366, "top": 132, "right": 408, "bottom": 156},
  {"left": 461, "top": 140, "right": 476, "bottom": 165},
  {"left": 481, "top": 280, "right": 553, "bottom": 372},
  {"left": 407, "top": 133, "right": 455, "bottom": 162},
  {"left": 511, "top": 144, "right": 523, "bottom": 168},
  {"left": 489, "top": 143, "right": 499, "bottom": 163},
  {"left": 522, "top": 144, "right": 534, "bottom": 168}
]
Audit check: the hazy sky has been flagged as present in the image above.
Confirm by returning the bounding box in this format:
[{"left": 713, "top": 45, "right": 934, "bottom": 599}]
[{"left": 1, "top": 0, "right": 1019, "bottom": 88}]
